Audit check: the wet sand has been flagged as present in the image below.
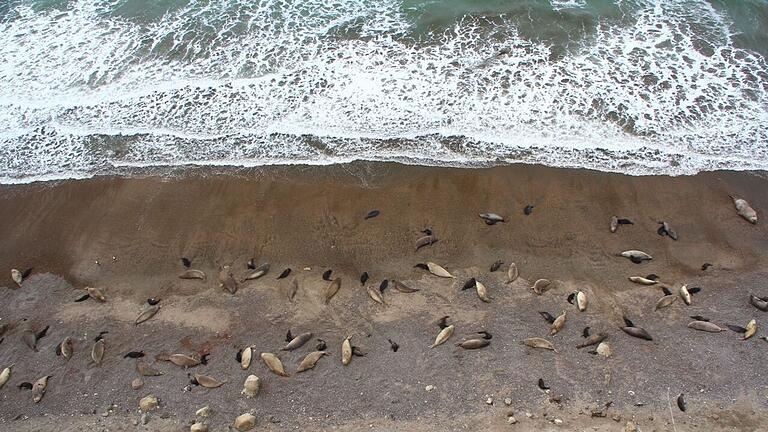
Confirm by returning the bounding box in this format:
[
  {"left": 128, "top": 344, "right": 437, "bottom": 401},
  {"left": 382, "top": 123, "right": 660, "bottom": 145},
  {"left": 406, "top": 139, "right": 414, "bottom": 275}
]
[{"left": 0, "top": 162, "right": 767, "bottom": 431}]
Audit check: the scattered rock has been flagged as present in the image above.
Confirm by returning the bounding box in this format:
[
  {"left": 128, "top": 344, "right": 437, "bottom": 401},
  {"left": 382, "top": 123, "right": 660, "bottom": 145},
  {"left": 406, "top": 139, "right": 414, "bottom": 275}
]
[
  {"left": 425, "top": 385, "right": 435, "bottom": 392},
  {"left": 504, "top": 397, "right": 513, "bottom": 406},
  {"left": 234, "top": 413, "right": 257, "bottom": 431},
  {"left": 507, "top": 416, "right": 518, "bottom": 424},
  {"left": 196, "top": 406, "right": 211, "bottom": 417},
  {"left": 623, "top": 421, "right": 638, "bottom": 432},
  {"left": 190, "top": 422, "right": 209, "bottom": 432},
  {"left": 138, "top": 394, "right": 158, "bottom": 412},
  {"left": 140, "top": 413, "right": 149, "bottom": 425},
  {"left": 553, "top": 418, "right": 563, "bottom": 425},
  {"left": 131, "top": 379, "right": 143, "bottom": 390},
  {"left": 525, "top": 412, "right": 533, "bottom": 419},
  {"left": 485, "top": 396, "right": 494, "bottom": 405},
  {"left": 612, "top": 414, "right": 622, "bottom": 422}
]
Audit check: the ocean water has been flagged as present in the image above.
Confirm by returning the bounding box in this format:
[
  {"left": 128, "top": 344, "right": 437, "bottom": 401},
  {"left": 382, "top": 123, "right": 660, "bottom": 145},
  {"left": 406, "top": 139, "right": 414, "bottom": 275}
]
[{"left": 0, "top": 0, "right": 767, "bottom": 183}]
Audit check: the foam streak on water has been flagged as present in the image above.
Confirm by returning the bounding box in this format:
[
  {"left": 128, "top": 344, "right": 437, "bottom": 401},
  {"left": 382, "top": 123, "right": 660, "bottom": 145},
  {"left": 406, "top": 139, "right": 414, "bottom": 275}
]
[{"left": 0, "top": 0, "right": 767, "bottom": 183}]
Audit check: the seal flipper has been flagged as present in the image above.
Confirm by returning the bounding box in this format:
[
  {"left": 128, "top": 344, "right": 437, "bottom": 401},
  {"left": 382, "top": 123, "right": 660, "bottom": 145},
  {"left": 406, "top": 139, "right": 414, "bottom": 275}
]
[
  {"left": 461, "top": 278, "right": 476, "bottom": 291},
  {"left": 539, "top": 311, "right": 555, "bottom": 324},
  {"left": 437, "top": 316, "right": 449, "bottom": 330},
  {"left": 537, "top": 378, "right": 550, "bottom": 390}
]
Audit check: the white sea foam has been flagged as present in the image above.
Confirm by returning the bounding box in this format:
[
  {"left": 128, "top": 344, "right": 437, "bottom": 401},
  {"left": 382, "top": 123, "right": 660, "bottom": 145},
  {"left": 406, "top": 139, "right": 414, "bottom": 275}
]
[{"left": 0, "top": 0, "right": 766, "bottom": 183}]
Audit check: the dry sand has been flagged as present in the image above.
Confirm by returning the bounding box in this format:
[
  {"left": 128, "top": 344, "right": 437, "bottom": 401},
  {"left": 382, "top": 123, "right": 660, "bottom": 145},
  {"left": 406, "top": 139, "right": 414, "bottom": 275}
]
[{"left": 0, "top": 162, "right": 767, "bottom": 431}]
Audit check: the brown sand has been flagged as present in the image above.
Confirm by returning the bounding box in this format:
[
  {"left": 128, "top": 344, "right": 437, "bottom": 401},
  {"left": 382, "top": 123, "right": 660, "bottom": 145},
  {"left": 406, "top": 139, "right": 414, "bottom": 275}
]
[{"left": 0, "top": 162, "right": 767, "bottom": 431}]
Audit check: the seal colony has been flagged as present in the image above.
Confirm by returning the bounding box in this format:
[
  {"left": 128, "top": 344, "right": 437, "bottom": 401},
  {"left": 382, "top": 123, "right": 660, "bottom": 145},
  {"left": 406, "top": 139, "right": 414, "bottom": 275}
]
[{"left": 0, "top": 164, "right": 766, "bottom": 431}]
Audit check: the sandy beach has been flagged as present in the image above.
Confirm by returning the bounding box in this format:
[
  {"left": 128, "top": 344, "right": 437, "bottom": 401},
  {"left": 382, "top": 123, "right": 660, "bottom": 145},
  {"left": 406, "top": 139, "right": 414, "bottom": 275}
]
[{"left": 0, "top": 162, "right": 767, "bottom": 431}]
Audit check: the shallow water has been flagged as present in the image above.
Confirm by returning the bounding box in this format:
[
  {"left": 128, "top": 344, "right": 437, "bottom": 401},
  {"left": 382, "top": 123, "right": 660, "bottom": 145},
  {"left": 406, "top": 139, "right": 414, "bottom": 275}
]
[{"left": 0, "top": 0, "right": 767, "bottom": 182}]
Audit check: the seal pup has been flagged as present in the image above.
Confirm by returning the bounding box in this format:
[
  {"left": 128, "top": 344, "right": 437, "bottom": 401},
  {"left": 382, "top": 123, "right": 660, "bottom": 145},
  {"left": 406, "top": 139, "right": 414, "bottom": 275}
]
[
  {"left": 749, "top": 294, "right": 768, "bottom": 312},
  {"left": 322, "top": 270, "right": 332, "bottom": 281},
  {"left": 415, "top": 235, "right": 438, "bottom": 251},
  {"left": 58, "top": 337, "right": 73, "bottom": 360},
  {"left": 277, "top": 268, "right": 291, "bottom": 279},
  {"left": 677, "top": 393, "right": 687, "bottom": 412},
  {"left": 679, "top": 284, "right": 692, "bottom": 305},
  {"left": 287, "top": 279, "right": 298, "bottom": 302},
  {"left": 11, "top": 269, "right": 23, "bottom": 287},
  {"left": 521, "top": 338, "right": 556, "bottom": 351},
  {"left": 192, "top": 373, "right": 225, "bottom": 388},
  {"left": 730, "top": 195, "right": 757, "bottom": 224},
  {"left": 341, "top": 336, "right": 353, "bottom": 365},
  {"left": 489, "top": 260, "right": 503, "bottom": 272},
  {"left": 550, "top": 311, "right": 566, "bottom": 335},
  {"left": 360, "top": 272, "right": 369, "bottom": 285},
  {"left": 532, "top": 279, "right": 552, "bottom": 295},
  {"left": 437, "top": 316, "right": 450, "bottom": 329},
  {"left": 582, "top": 327, "right": 590, "bottom": 338},
  {"left": 523, "top": 205, "right": 534, "bottom": 215},
  {"left": 392, "top": 280, "right": 419, "bottom": 293},
  {"left": 430, "top": 324, "right": 455, "bottom": 348},
  {"left": 135, "top": 305, "right": 160, "bottom": 325},
  {"left": 364, "top": 210, "right": 380, "bottom": 220},
  {"left": 32, "top": 375, "right": 51, "bottom": 403},
  {"left": 241, "top": 346, "right": 253, "bottom": 369},
  {"left": 124, "top": 351, "right": 145, "bottom": 359},
  {"left": 576, "top": 333, "right": 606, "bottom": 348},
  {"left": 456, "top": 339, "right": 490, "bottom": 349},
  {"left": 576, "top": 291, "right": 587, "bottom": 311},
  {"left": 324, "top": 278, "right": 342, "bottom": 304},
  {"left": 379, "top": 280, "right": 389, "bottom": 293},
  {"left": 181, "top": 257, "right": 192, "bottom": 268},
  {"left": 478, "top": 213, "right": 504, "bottom": 224},
  {"left": 388, "top": 339, "right": 399, "bottom": 352},
  {"left": 167, "top": 353, "right": 201, "bottom": 368},
  {"left": 74, "top": 293, "right": 90, "bottom": 302},
  {"left": 688, "top": 321, "right": 724, "bottom": 332},
  {"left": 19, "top": 322, "right": 39, "bottom": 351},
  {"left": 505, "top": 263, "right": 519, "bottom": 283},
  {"left": 282, "top": 332, "right": 313, "bottom": 351},
  {"left": 629, "top": 276, "right": 657, "bottom": 285},
  {"left": 260, "top": 353, "right": 289, "bottom": 377},
  {"left": 179, "top": 269, "right": 206, "bottom": 280},
  {"left": 0, "top": 364, "right": 13, "bottom": 389},
  {"left": 247, "top": 258, "right": 256, "bottom": 270},
  {"left": 367, "top": 285, "right": 386, "bottom": 305},
  {"left": 243, "top": 263, "right": 269, "bottom": 281},
  {"left": 147, "top": 298, "right": 160, "bottom": 306},
  {"left": 620, "top": 250, "right": 652, "bottom": 264},
  {"left": 655, "top": 294, "right": 677, "bottom": 310},
  {"left": 91, "top": 339, "right": 105, "bottom": 365},
  {"left": 621, "top": 318, "right": 653, "bottom": 340},
  {"left": 475, "top": 280, "right": 491, "bottom": 302},
  {"left": 83, "top": 287, "right": 106, "bottom": 302},
  {"left": 315, "top": 339, "right": 327, "bottom": 351},
  {"left": 657, "top": 221, "right": 678, "bottom": 240},
  {"left": 297, "top": 351, "right": 328, "bottom": 373},
  {"left": 242, "top": 375, "right": 260, "bottom": 397},
  {"left": 219, "top": 266, "right": 238, "bottom": 294},
  {"left": 742, "top": 319, "right": 757, "bottom": 340}
]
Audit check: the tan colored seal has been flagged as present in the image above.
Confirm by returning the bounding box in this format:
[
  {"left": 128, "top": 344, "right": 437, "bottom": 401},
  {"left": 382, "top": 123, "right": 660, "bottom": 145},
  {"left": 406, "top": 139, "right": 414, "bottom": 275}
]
[
  {"left": 532, "top": 279, "right": 552, "bottom": 295},
  {"left": 731, "top": 195, "right": 757, "bottom": 224},
  {"left": 260, "top": 352, "right": 288, "bottom": 377},
  {"left": 505, "top": 263, "right": 519, "bottom": 284},
  {"left": 629, "top": 276, "right": 657, "bottom": 285},
  {"left": 135, "top": 305, "right": 160, "bottom": 325},
  {"left": 550, "top": 311, "right": 566, "bottom": 335},
  {"left": 679, "top": 284, "right": 692, "bottom": 306},
  {"left": 32, "top": 375, "right": 50, "bottom": 403},
  {"left": 91, "top": 339, "right": 105, "bottom": 365},
  {"left": 426, "top": 262, "right": 454, "bottom": 278},
  {"left": 743, "top": 319, "right": 757, "bottom": 340},
  {"left": 282, "top": 332, "right": 313, "bottom": 351},
  {"left": 341, "top": 336, "right": 353, "bottom": 365},
  {"left": 430, "top": 324, "right": 455, "bottom": 348},
  {"left": 655, "top": 295, "right": 677, "bottom": 310},
  {"left": 0, "top": 364, "right": 12, "bottom": 389},
  {"left": 241, "top": 346, "right": 252, "bottom": 369},
  {"left": 325, "top": 278, "right": 342, "bottom": 304},
  {"left": 521, "top": 338, "right": 555, "bottom": 351},
  {"left": 179, "top": 269, "right": 206, "bottom": 280},
  {"left": 688, "top": 321, "right": 724, "bottom": 333},
  {"left": 367, "top": 286, "right": 385, "bottom": 305},
  {"left": 475, "top": 280, "right": 491, "bottom": 303},
  {"left": 297, "top": 351, "right": 328, "bottom": 373},
  {"left": 576, "top": 291, "right": 587, "bottom": 311},
  {"left": 85, "top": 287, "right": 107, "bottom": 302},
  {"left": 193, "top": 373, "right": 225, "bottom": 388}
]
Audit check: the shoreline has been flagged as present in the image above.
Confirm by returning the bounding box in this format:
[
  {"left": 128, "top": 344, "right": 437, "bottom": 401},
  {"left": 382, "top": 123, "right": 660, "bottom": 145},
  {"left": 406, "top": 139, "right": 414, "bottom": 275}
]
[{"left": 1, "top": 162, "right": 767, "bottom": 431}]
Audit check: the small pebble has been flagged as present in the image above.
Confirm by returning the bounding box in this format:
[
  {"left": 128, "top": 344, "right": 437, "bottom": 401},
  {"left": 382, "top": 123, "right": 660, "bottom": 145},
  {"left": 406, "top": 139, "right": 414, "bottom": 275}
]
[
  {"left": 131, "top": 379, "right": 143, "bottom": 390},
  {"left": 507, "top": 416, "right": 518, "bottom": 424},
  {"left": 196, "top": 406, "right": 211, "bottom": 417},
  {"left": 554, "top": 418, "right": 563, "bottom": 425},
  {"left": 504, "top": 397, "right": 513, "bottom": 406},
  {"left": 485, "top": 397, "right": 494, "bottom": 405},
  {"left": 425, "top": 385, "right": 435, "bottom": 392}
]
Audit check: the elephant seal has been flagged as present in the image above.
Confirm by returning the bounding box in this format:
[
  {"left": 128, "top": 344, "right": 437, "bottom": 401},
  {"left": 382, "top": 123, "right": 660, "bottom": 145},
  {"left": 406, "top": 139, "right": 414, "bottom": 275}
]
[
  {"left": 730, "top": 195, "right": 757, "bottom": 224},
  {"left": 430, "top": 324, "right": 455, "bottom": 348}
]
